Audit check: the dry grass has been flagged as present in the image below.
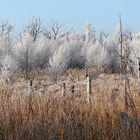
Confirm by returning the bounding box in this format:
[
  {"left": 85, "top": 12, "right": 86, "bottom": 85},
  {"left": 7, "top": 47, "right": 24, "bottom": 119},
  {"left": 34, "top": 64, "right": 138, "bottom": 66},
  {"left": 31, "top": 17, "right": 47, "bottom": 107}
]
[{"left": 0, "top": 69, "right": 140, "bottom": 140}]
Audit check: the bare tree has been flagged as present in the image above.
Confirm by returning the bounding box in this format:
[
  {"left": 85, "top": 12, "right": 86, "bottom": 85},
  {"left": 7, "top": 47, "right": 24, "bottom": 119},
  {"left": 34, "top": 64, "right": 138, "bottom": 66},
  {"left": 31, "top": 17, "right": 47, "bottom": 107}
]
[
  {"left": 119, "top": 15, "right": 124, "bottom": 73},
  {"left": 113, "top": 16, "right": 137, "bottom": 116},
  {"left": 0, "top": 19, "right": 13, "bottom": 36},
  {"left": 0, "top": 19, "right": 13, "bottom": 58},
  {"left": 99, "top": 29, "right": 108, "bottom": 45},
  {"left": 23, "top": 17, "right": 44, "bottom": 42},
  {"left": 114, "top": 16, "right": 134, "bottom": 74},
  {"left": 84, "top": 22, "right": 96, "bottom": 44},
  {"left": 44, "top": 20, "right": 71, "bottom": 40},
  {"left": 124, "top": 29, "right": 133, "bottom": 42}
]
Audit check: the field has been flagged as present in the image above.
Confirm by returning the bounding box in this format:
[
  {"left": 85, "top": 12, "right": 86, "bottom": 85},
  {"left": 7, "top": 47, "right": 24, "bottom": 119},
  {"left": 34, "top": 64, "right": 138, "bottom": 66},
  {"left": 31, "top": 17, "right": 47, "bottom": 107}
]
[
  {"left": 0, "top": 69, "right": 140, "bottom": 140},
  {"left": 0, "top": 0, "right": 140, "bottom": 139}
]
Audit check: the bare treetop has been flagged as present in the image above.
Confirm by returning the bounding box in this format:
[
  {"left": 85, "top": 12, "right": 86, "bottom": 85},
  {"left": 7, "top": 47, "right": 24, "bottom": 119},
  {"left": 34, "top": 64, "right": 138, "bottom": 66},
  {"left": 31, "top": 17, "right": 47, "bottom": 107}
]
[{"left": 24, "top": 17, "right": 44, "bottom": 42}]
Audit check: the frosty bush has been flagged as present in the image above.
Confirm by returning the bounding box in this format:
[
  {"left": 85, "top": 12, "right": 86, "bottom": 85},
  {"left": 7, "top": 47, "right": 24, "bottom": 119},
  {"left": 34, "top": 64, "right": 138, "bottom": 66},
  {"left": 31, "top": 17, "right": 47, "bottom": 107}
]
[
  {"left": 48, "top": 44, "right": 70, "bottom": 81},
  {"left": 48, "top": 39, "right": 87, "bottom": 81},
  {"left": 13, "top": 33, "right": 37, "bottom": 78},
  {"left": 84, "top": 22, "right": 96, "bottom": 44},
  {"left": 33, "top": 38, "right": 61, "bottom": 69},
  {"left": 0, "top": 55, "right": 18, "bottom": 81},
  {"left": 103, "top": 39, "right": 120, "bottom": 70},
  {"left": 128, "top": 33, "right": 140, "bottom": 76},
  {"left": 0, "top": 18, "right": 140, "bottom": 79},
  {"left": 66, "top": 40, "right": 86, "bottom": 69},
  {"left": 86, "top": 41, "right": 107, "bottom": 68},
  {"left": 0, "top": 20, "right": 13, "bottom": 60}
]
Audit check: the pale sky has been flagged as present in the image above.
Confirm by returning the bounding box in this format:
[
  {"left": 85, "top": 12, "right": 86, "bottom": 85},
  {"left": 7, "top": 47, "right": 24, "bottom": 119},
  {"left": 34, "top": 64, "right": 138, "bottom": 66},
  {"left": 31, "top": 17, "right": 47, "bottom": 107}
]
[{"left": 0, "top": 0, "right": 140, "bottom": 33}]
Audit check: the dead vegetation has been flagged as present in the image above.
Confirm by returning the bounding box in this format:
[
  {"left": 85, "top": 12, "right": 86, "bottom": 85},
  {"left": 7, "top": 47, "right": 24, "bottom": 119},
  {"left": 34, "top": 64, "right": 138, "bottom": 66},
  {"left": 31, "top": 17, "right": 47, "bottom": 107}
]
[{"left": 0, "top": 69, "right": 140, "bottom": 140}]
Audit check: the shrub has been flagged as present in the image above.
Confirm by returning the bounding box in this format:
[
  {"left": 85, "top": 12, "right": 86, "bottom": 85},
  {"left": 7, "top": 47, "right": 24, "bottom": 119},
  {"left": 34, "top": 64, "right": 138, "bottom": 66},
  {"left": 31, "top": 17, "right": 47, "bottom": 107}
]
[{"left": 0, "top": 55, "right": 18, "bottom": 81}]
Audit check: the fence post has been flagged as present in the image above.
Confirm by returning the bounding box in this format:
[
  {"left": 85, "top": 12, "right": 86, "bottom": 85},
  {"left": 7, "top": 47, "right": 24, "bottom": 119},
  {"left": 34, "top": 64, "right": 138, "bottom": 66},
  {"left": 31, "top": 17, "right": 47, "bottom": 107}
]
[
  {"left": 62, "top": 83, "right": 66, "bottom": 97},
  {"left": 138, "top": 57, "right": 140, "bottom": 78},
  {"left": 28, "top": 80, "right": 32, "bottom": 92},
  {"left": 124, "top": 80, "right": 128, "bottom": 112},
  {"left": 71, "top": 85, "right": 75, "bottom": 101},
  {"left": 28, "top": 80, "right": 35, "bottom": 95},
  {"left": 77, "top": 76, "right": 80, "bottom": 81},
  {"left": 85, "top": 68, "right": 88, "bottom": 77},
  {"left": 87, "top": 76, "right": 91, "bottom": 104}
]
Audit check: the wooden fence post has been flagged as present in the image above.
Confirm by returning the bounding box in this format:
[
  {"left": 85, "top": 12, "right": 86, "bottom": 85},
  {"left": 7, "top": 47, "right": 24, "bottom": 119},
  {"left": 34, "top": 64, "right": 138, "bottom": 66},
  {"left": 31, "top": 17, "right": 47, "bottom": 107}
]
[
  {"left": 28, "top": 80, "right": 32, "bottom": 92},
  {"left": 77, "top": 76, "right": 80, "bottom": 81},
  {"left": 28, "top": 80, "right": 35, "bottom": 95},
  {"left": 124, "top": 80, "right": 128, "bottom": 112},
  {"left": 62, "top": 83, "right": 66, "bottom": 97},
  {"left": 87, "top": 76, "right": 91, "bottom": 104},
  {"left": 85, "top": 68, "right": 88, "bottom": 77},
  {"left": 71, "top": 85, "right": 75, "bottom": 101},
  {"left": 138, "top": 57, "right": 140, "bottom": 78}
]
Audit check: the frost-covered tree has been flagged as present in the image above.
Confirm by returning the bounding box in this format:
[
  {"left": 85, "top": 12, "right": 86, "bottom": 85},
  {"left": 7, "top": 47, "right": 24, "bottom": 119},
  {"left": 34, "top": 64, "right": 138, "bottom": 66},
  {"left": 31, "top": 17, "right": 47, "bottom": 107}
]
[
  {"left": 84, "top": 22, "right": 96, "bottom": 44},
  {"left": 0, "top": 55, "right": 18, "bottom": 81},
  {"left": 23, "top": 17, "right": 44, "bottom": 42},
  {"left": 131, "top": 33, "right": 140, "bottom": 57},
  {"left": 129, "top": 33, "right": 140, "bottom": 74},
  {"left": 0, "top": 18, "right": 139, "bottom": 80},
  {"left": 99, "top": 30, "right": 108, "bottom": 45},
  {"left": 104, "top": 39, "right": 120, "bottom": 71},
  {"left": 48, "top": 39, "right": 86, "bottom": 81},
  {"left": 86, "top": 41, "right": 107, "bottom": 68},
  {"left": 66, "top": 40, "right": 86, "bottom": 68},
  {"left": 0, "top": 20, "right": 13, "bottom": 58},
  {"left": 48, "top": 44, "right": 71, "bottom": 81},
  {"left": 44, "top": 20, "right": 71, "bottom": 40},
  {"left": 85, "top": 36, "right": 120, "bottom": 72},
  {"left": 13, "top": 33, "right": 37, "bottom": 78},
  {"left": 33, "top": 38, "right": 60, "bottom": 69},
  {"left": 112, "top": 20, "right": 133, "bottom": 73}
]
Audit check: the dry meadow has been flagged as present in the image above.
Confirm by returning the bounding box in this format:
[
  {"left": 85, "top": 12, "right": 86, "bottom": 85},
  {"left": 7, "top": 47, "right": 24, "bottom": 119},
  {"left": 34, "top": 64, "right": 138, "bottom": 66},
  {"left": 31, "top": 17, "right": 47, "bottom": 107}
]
[{"left": 0, "top": 69, "right": 140, "bottom": 140}]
